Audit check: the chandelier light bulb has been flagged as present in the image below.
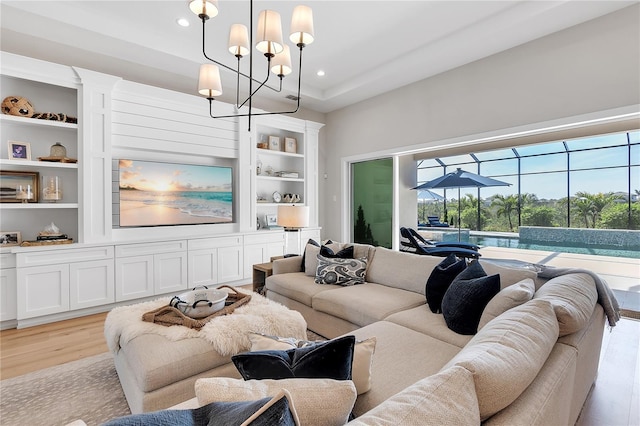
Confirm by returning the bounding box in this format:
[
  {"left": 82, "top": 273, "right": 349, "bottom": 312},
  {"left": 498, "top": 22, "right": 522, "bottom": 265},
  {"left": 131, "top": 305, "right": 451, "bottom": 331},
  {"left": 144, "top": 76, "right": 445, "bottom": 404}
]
[
  {"left": 256, "top": 10, "right": 284, "bottom": 56},
  {"left": 290, "top": 5, "right": 314, "bottom": 46}
]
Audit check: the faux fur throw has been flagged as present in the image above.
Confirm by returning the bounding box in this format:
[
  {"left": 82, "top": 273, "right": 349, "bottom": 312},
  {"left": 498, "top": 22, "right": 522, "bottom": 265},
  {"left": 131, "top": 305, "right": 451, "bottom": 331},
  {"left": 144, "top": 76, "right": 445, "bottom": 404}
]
[{"left": 104, "top": 293, "right": 307, "bottom": 356}]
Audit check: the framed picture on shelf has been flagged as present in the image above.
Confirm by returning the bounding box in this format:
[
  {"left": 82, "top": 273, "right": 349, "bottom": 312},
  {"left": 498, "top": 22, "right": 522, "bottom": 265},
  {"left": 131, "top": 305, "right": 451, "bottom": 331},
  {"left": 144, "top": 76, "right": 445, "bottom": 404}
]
[
  {"left": 0, "top": 170, "right": 39, "bottom": 203},
  {"left": 8, "top": 141, "right": 31, "bottom": 161},
  {"left": 268, "top": 136, "right": 281, "bottom": 151},
  {"left": 265, "top": 214, "right": 279, "bottom": 229},
  {"left": 0, "top": 231, "right": 21, "bottom": 247},
  {"left": 284, "top": 137, "right": 297, "bottom": 153}
]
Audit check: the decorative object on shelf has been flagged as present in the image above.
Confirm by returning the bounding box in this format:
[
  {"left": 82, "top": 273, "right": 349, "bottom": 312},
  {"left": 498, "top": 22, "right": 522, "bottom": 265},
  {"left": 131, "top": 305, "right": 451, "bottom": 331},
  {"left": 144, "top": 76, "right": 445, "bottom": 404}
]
[
  {"left": 0, "top": 231, "right": 21, "bottom": 247},
  {"left": 257, "top": 195, "right": 268, "bottom": 203},
  {"left": 264, "top": 165, "right": 274, "bottom": 176},
  {"left": 257, "top": 217, "right": 261, "bottom": 229},
  {"left": 191, "top": 0, "right": 315, "bottom": 131},
  {"left": 20, "top": 222, "right": 73, "bottom": 246},
  {"left": 284, "top": 137, "right": 298, "bottom": 153},
  {"left": 272, "top": 191, "right": 282, "bottom": 203},
  {"left": 277, "top": 204, "right": 309, "bottom": 255},
  {"left": 7, "top": 141, "right": 31, "bottom": 160},
  {"left": 0, "top": 170, "right": 39, "bottom": 203},
  {"left": 42, "top": 176, "right": 63, "bottom": 202},
  {"left": 1, "top": 96, "right": 34, "bottom": 117},
  {"left": 282, "top": 193, "right": 301, "bottom": 203},
  {"left": 15, "top": 184, "right": 34, "bottom": 203},
  {"left": 268, "top": 136, "right": 281, "bottom": 151},
  {"left": 256, "top": 157, "right": 262, "bottom": 175},
  {"left": 265, "top": 214, "right": 281, "bottom": 229},
  {"left": 49, "top": 142, "right": 67, "bottom": 157},
  {"left": 257, "top": 134, "right": 269, "bottom": 149},
  {"left": 275, "top": 171, "right": 299, "bottom": 178},
  {"left": 31, "top": 112, "right": 77, "bottom": 124}
]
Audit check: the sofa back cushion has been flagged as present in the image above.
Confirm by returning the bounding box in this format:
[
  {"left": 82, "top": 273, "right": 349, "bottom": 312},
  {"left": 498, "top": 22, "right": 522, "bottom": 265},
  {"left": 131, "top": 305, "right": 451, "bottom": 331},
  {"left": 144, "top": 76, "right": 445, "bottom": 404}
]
[
  {"left": 347, "top": 365, "right": 480, "bottom": 426},
  {"left": 478, "top": 278, "right": 535, "bottom": 330},
  {"left": 304, "top": 242, "right": 375, "bottom": 277},
  {"left": 534, "top": 273, "right": 598, "bottom": 337},
  {"left": 366, "top": 247, "right": 442, "bottom": 295},
  {"left": 443, "top": 298, "right": 559, "bottom": 421},
  {"left": 479, "top": 259, "right": 539, "bottom": 289}
]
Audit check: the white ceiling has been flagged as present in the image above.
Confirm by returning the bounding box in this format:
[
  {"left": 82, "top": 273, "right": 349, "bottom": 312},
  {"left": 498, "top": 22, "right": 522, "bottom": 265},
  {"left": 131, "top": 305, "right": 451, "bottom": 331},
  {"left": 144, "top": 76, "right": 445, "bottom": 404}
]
[{"left": 0, "top": 1, "right": 636, "bottom": 114}]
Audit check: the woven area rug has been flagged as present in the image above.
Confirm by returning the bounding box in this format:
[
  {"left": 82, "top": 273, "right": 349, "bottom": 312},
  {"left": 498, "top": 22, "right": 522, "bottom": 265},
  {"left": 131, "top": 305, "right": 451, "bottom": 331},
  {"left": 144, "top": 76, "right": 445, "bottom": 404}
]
[
  {"left": 0, "top": 352, "right": 129, "bottom": 426},
  {"left": 0, "top": 330, "right": 326, "bottom": 426}
]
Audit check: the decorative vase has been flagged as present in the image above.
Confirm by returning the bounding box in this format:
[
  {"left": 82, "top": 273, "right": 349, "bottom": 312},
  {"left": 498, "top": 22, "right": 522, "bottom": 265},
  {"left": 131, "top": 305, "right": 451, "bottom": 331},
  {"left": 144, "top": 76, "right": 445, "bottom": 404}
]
[
  {"left": 42, "top": 176, "right": 62, "bottom": 202},
  {"left": 49, "top": 143, "right": 67, "bottom": 158}
]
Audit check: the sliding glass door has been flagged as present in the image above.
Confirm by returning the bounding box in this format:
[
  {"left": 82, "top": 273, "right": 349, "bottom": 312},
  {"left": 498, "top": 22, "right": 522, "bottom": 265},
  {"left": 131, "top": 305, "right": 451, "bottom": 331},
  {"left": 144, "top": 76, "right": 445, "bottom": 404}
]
[{"left": 351, "top": 158, "right": 393, "bottom": 248}]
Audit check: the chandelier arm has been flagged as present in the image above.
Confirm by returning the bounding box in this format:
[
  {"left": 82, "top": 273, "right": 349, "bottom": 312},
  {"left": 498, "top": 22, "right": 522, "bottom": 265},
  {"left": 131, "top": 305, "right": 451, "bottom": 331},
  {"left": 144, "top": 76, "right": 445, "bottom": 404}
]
[
  {"left": 237, "top": 57, "right": 274, "bottom": 109},
  {"left": 211, "top": 45, "right": 304, "bottom": 120},
  {"left": 200, "top": 16, "right": 282, "bottom": 94}
]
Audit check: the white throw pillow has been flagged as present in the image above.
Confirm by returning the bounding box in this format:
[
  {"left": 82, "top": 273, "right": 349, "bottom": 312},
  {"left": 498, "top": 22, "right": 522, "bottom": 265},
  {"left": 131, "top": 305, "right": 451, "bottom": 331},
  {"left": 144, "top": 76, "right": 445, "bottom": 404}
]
[
  {"left": 195, "top": 377, "right": 356, "bottom": 426},
  {"left": 248, "top": 333, "right": 376, "bottom": 394}
]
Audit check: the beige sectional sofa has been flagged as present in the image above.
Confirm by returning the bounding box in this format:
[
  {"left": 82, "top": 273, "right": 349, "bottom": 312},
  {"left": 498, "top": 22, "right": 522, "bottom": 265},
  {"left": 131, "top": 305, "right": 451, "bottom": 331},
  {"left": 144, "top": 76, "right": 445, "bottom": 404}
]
[{"left": 264, "top": 243, "right": 610, "bottom": 425}]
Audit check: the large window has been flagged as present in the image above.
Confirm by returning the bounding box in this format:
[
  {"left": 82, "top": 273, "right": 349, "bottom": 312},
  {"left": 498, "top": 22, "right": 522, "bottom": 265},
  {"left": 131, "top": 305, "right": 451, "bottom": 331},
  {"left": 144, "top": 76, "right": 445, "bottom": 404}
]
[{"left": 416, "top": 131, "right": 640, "bottom": 231}]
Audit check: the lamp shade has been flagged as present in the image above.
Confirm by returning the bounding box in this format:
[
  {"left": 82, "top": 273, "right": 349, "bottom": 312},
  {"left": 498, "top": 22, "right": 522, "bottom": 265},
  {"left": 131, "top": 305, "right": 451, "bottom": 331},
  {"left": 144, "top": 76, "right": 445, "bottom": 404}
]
[
  {"left": 198, "top": 64, "right": 223, "bottom": 97},
  {"left": 189, "top": 0, "right": 219, "bottom": 19},
  {"left": 271, "top": 45, "right": 292, "bottom": 76},
  {"left": 228, "top": 24, "right": 250, "bottom": 57},
  {"left": 256, "top": 10, "right": 284, "bottom": 55},
  {"left": 290, "top": 5, "right": 314, "bottom": 46},
  {"left": 277, "top": 205, "right": 309, "bottom": 228}
]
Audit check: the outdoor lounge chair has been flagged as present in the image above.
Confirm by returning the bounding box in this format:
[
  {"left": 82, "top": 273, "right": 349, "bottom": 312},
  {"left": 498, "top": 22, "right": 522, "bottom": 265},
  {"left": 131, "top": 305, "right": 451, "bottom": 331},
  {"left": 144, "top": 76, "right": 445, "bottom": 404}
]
[
  {"left": 406, "top": 227, "right": 480, "bottom": 251},
  {"left": 399, "top": 227, "right": 481, "bottom": 259},
  {"left": 426, "top": 216, "right": 449, "bottom": 227}
]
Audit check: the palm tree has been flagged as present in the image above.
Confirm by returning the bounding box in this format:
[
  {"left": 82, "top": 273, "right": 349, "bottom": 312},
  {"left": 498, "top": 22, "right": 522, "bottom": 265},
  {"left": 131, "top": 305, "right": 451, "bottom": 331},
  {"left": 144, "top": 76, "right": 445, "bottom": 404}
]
[
  {"left": 573, "top": 191, "right": 615, "bottom": 228},
  {"left": 572, "top": 194, "right": 593, "bottom": 228},
  {"left": 491, "top": 194, "right": 519, "bottom": 231}
]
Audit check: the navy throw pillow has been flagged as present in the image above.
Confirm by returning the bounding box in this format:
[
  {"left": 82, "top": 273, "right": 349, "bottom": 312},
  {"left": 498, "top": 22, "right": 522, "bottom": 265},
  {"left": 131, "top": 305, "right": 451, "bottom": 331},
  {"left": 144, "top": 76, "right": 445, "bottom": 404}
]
[
  {"left": 320, "top": 244, "right": 354, "bottom": 259},
  {"left": 232, "top": 335, "right": 355, "bottom": 381},
  {"left": 425, "top": 254, "right": 467, "bottom": 313},
  {"left": 441, "top": 261, "right": 500, "bottom": 335},
  {"left": 102, "top": 395, "right": 296, "bottom": 426}
]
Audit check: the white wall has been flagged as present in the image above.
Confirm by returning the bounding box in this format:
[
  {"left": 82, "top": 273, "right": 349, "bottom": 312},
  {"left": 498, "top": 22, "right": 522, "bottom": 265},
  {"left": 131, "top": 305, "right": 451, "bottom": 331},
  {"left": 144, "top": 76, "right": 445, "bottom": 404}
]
[{"left": 321, "top": 5, "right": 640, "bottom": 240}]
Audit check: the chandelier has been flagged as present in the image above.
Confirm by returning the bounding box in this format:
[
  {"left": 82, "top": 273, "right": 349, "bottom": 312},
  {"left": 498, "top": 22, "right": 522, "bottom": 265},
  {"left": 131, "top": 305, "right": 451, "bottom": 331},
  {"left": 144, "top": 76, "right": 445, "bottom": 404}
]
[{"left": 189, "top": 0, "right": 314, "bottom": 130}]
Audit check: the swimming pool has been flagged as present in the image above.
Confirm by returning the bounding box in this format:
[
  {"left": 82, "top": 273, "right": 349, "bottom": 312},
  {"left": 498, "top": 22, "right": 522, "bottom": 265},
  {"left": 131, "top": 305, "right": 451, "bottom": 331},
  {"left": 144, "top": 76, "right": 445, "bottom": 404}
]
[{"left": 468, "top": 235, "right": 640, "bottom": 259}]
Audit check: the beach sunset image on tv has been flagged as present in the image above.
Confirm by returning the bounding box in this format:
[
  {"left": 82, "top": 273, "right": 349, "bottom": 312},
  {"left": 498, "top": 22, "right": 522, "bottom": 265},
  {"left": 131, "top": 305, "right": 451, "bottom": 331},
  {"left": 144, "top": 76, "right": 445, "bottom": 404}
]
[{"left": 118, "top": 159, "right": 233, "bottom": 227}]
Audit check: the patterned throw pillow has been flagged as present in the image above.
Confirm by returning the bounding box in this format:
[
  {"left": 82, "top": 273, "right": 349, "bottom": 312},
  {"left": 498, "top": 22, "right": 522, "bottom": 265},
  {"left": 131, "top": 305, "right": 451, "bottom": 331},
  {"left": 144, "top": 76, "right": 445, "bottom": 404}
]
[{"left": 315, "top": 254, "right": 367, "bottom": 286}]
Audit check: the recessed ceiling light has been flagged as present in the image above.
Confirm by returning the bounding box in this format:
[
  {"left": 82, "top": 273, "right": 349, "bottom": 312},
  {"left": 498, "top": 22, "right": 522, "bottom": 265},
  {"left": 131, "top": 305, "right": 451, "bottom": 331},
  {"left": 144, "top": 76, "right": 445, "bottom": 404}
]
[
  {"left": 177, "top": 18, "right": 190, "bottom": 27},
  {"left": 316, "top": 70, "right": 325, "bottom": 77}
]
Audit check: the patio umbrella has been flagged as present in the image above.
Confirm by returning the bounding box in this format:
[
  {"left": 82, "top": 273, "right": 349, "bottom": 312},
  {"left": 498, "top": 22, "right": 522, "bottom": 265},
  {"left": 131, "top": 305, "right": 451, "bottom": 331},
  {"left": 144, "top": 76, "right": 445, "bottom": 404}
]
[{"left": 413, "top": 168, "right": 511, "bottom": 240}]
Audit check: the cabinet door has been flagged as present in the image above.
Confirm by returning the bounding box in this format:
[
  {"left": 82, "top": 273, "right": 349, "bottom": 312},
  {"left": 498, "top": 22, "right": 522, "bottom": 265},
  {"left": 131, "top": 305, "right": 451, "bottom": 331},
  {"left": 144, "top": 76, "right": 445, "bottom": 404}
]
[
  {"left": 154, "top": 252, "right": 187, "bottom": 295},
  {"left": 17, "top": 264, "right": 70, "bottom": 319},
  {"left": 243, "top": 244, "right": 267, "bottom": 278},
  {"left": 0, "top": 268, "right": 17, "bottom": 322},
  {"left": 267, "top": 242, "right": 285, "bottom": 259},
  {"left": 115, "top": 255, "right": 154, "bottom": 302},
  {"left": 70, "top": 260, "right": 115, "bottom": 310},
  {"left": 218, "top": 246, "right": 243, "bottom": 283},
  {"left": 189, "top": 249, "right": 218, "bottom": 287}
]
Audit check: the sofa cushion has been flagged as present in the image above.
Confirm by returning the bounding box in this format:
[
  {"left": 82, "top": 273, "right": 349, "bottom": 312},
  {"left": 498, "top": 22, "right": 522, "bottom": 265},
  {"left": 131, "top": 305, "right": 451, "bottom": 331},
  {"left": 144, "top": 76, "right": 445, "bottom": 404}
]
[
  {"left": 366, "top": 247, "right": 442, "bottom": 295},
  {"left": 196, "top": 378, "right": 357, "bottom": 426},
  {"left": 232, "top": 335, "right": 355, "bottom": 381},
  {"left": 534, "top": 273, "right": 598, "bottom": 337},
  {"left": 441, "top": 261, "right": 501, "bottom": 335},
  {"left": 312, "top": 283, "right": 426, "bottom": 327},
  {"left": 347, "top": 365, "right": 480, "bottom": 426},
  {"left": 315, "top": 255, "right": 367, "bottom": 286},
  {"left": 479, "top": 258, "right": 540, "bottom": 289},
  {"left": 443, "top": 298, "right": 559, "bottom": 420},
  {"left": 304, "top": 242, "right": 343, "bottom": 276},
  {"left": 348, "top": 321, "right": 462, "bottom": 417},
  {"left": 266, "top": 273, "right": 339, "bottom": 307},
  {"left": 248, "top": 333, "right": 377, "bottom": 395},
  {"left": 300, "top": 239, "right": 320, "bottom": 273},
  {"left": 478, "top": 278, "right": 535, "bottom": 330},
  {"left": 384, "top": 306, "right": 473, "bottom": 348},
  {"left": 426, "top": 254, "right": 467, "bottom": 313}
]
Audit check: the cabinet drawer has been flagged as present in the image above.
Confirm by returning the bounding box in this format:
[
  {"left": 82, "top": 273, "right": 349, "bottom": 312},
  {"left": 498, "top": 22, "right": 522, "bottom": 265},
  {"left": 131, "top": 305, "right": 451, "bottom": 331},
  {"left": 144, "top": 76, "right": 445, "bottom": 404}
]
[
  {"left": 244, "top": 232, "right": 285, "bottom": 245},
  {"left": 17, "top": 246, "right": 114, "bottom": 268},
  {"left": 189, "top": 236, "right": 242, "bottom": 250},
  {"left": 0, "top": 253, "right": 16, "bottom": 269},
  {"left": 116, "top": 240, "right": 187, "bottom": 257}
]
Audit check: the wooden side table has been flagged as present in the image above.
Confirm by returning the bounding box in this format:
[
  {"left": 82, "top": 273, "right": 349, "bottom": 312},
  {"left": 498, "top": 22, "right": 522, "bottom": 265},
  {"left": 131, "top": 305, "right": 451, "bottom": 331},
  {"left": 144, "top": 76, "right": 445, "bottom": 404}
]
[{"left": 252, "top": 262, "right": 274, "bottom": 295}]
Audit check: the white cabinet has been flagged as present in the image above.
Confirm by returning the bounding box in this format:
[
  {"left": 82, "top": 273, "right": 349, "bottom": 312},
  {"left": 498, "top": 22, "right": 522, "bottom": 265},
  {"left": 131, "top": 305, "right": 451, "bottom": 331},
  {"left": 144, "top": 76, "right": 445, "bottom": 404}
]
[
  {"left": 115, "top": 241, "right": 187, "bottom": 301},
  {"left": 0, "top": 252, "right": 17, "bottom": 323},
  {"left": 243, "top": 232, "right": 285, "bottom": 278},
  {"left": 16, "top": 245, "right": 114, "bottom": 319},
  {"left": 188, "top": 236, "right": 243, "bottom": 286}
]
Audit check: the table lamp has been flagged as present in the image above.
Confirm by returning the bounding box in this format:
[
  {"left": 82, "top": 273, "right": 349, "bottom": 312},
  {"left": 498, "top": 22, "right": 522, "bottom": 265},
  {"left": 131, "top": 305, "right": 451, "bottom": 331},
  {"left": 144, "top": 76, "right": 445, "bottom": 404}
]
[{"left": 277, "top": 205, "right": 309, "bottom": 256}]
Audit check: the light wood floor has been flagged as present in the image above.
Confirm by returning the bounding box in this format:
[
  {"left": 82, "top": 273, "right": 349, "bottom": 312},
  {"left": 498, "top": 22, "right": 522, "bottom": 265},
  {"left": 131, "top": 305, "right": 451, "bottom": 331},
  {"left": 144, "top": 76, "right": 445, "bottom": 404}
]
[{"left": 1, "top": 314, "right": 638, "bottom": 425}]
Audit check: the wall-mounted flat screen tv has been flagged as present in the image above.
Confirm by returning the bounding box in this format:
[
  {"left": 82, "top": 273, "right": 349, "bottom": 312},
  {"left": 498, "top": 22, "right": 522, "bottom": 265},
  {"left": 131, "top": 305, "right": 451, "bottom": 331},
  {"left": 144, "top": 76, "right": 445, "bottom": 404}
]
[{"left": 118, "top": 159, "right": 233, "bottom": 227}]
